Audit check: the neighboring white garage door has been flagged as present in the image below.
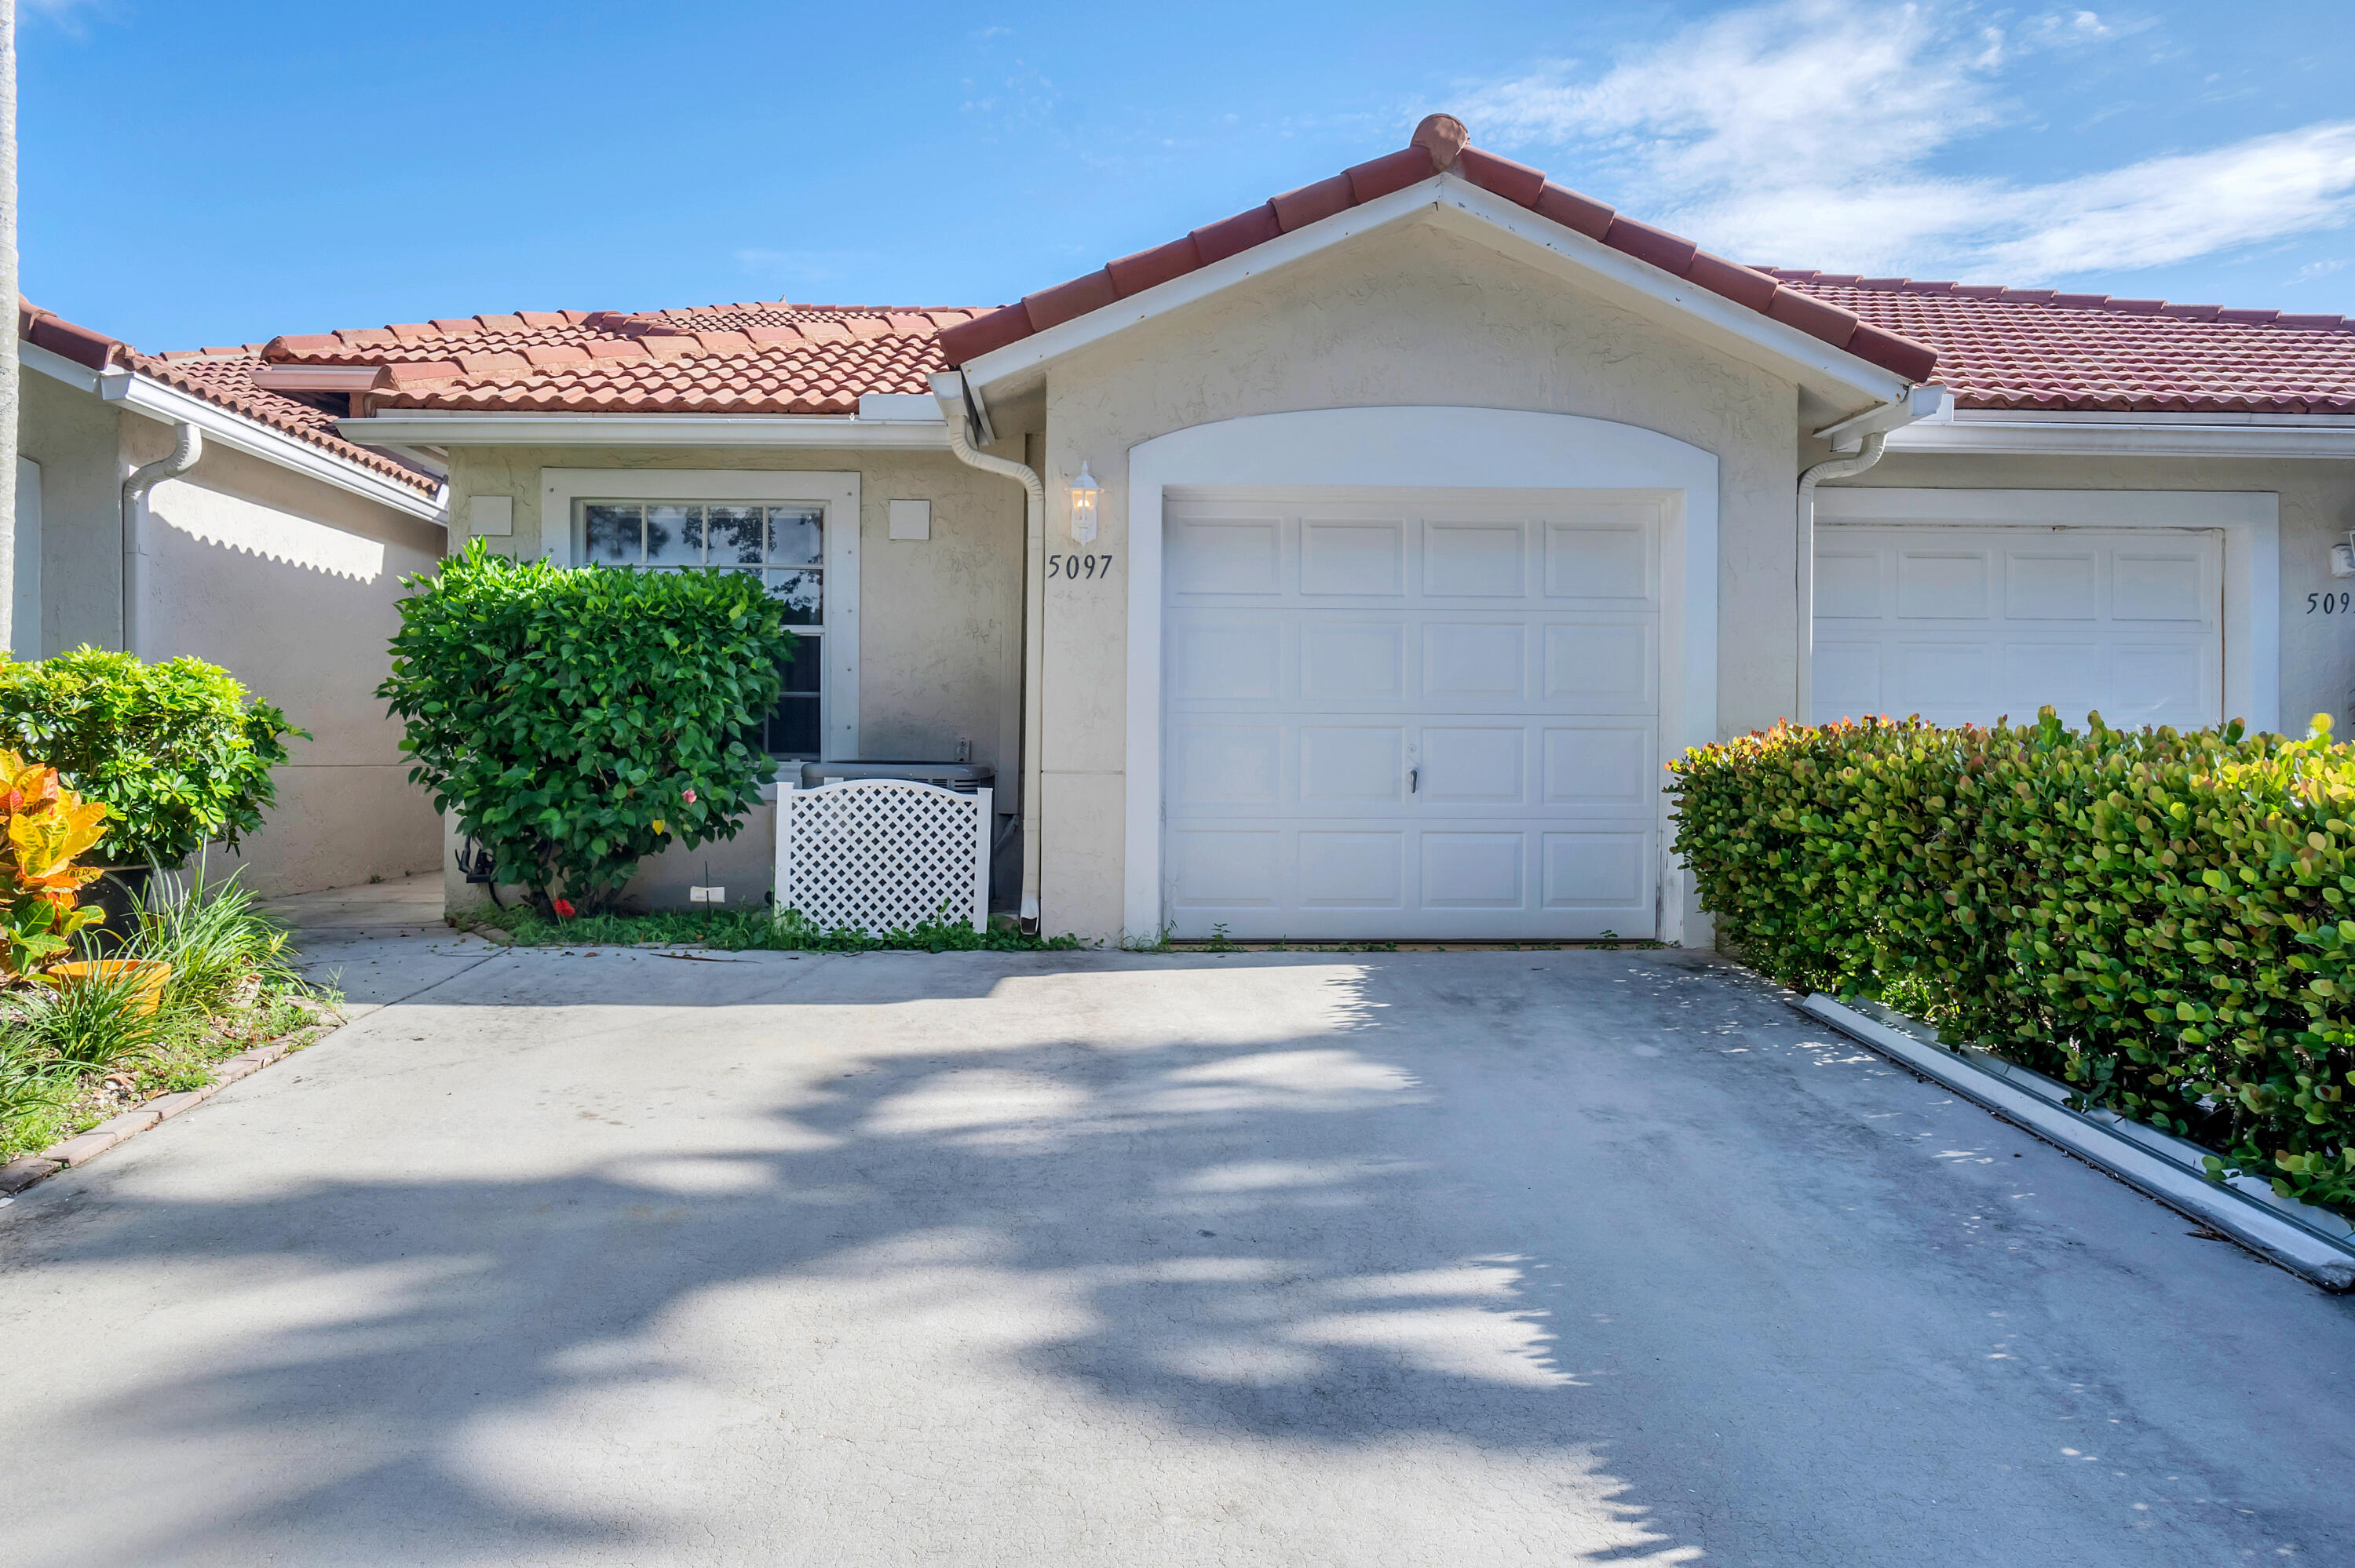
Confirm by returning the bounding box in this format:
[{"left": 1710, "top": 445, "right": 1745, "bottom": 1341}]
[
  {"left": 1812, "top": 525, "right": 2224, "bottom": 731},
  {"left": 1162, "top": 487, "right": 1662, "bottom": 941}
]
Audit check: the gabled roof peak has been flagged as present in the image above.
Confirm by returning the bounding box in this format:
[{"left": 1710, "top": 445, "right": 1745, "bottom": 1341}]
[{"left": 937, "top": 117, "right": 1941, "bottom": 384}]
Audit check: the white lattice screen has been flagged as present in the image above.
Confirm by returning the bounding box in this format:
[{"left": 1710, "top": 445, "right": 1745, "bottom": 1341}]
[{"left": 776, "top": 780, "right": 992, "bottom": 935}]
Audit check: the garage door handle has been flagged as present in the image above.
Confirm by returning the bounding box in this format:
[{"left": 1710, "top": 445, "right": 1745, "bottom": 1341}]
[{"left": 1408, "top": 767, "right": 1418, "bottom": 793}]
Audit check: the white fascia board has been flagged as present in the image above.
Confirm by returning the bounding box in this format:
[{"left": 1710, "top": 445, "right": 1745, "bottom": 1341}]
[
  {"left": 1886, "top": 416, "right": 2355, "bottom": 458},
  {"left": 960, "top": 173, "right": 1917, "bottom": 414},
  {"left": 1425, "top": 184, "right": 1915, "bottom": 411},
  {"left": 18, "top": 337, "right": 104, "bottom": 393},
  {"left": 340, "top": 411, "right": 951, "bottom": 450},
  {"left": 14, "top": 338, "right": 451, "bottom": 523}
]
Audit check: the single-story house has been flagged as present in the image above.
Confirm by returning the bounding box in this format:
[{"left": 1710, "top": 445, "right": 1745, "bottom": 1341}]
[
  {"left": 11, "top": 301, "right": 449, "bottom": 893},
  {"left": 225, "top": 111, "right": 2349, "bottom": 946}
]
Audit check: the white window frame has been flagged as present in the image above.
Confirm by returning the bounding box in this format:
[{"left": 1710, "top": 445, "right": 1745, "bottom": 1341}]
[
  {"left": 539, "top": 468, "right": 860, "bottom": 760},
  {"left": 1813, "top": 487, "right": 2280, "bottom": 735}
]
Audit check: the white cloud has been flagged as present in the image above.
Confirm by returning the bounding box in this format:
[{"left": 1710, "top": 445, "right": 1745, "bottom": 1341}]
[{"left": 1462, "top": 0, "right": 2355, "bottom": 283}]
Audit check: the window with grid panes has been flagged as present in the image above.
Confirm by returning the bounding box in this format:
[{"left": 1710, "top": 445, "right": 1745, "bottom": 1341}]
[{"left": 577, "top": 500, "right": 826, "bottom": 757}]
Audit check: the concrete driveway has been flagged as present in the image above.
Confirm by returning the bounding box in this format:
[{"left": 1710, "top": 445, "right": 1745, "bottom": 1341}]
[{"left": 3, "top": 921, "right": 2352, "bottom": 1565}]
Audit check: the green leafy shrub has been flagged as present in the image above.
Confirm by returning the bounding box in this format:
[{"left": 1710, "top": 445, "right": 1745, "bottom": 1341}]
[
  {"left": 380, "top": 540, "right": 793, "bottom": 913},
  {"left": 1670, "top": 709, "right": 2355, "bottom": 1212},
  {"left": 0, "top": 647, "right": 303, "bottom": 867}
]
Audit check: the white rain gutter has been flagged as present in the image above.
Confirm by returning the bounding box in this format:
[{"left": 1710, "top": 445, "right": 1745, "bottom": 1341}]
[
  {"left": 1794, "top": 384, "right": 1946, "bottom": 717},
  {"left": 931, "top": 370, "right": 1046, "bottom": 929},
  {"left": 16, "top": 340, "right": 447, "bottom": 523},
  {"left": 121, "top": 421, "right": 199, "bottom": 658}
]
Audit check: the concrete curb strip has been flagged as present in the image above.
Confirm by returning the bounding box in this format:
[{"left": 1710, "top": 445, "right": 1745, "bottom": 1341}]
[
  {"left": 0, "top": 1023, "right": 325, "bottom": 1195},
  {"left": 1800, "top": 994, "right": 2355, "bottom": 1290}
]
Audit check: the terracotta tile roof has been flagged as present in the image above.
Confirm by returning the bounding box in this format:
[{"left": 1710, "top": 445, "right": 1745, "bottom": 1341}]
[
  {"left": 17, "top": 300, "right": 444, "bottom": 494},
  {"left": 1765, "top": 272, "right": 2355, "bottom": 416},
  {"left": 344, "top": 301, "right": 980, "bottom": 414},
  {"left": 933, "top": 115, "right": 1943, "bottom": 385},
  {"left": 221, "top": 116, "right": 2355, "bottom": 426}
]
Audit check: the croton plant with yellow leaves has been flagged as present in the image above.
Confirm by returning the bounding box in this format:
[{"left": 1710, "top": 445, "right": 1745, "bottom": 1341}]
[{"left": 1, "top": 748, "right": 111, "bottom": 979}]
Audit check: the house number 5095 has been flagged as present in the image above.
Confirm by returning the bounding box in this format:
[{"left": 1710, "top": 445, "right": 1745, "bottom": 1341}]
[{"left": 1048, "top": 553, "right": 1115, "bottom": 580}]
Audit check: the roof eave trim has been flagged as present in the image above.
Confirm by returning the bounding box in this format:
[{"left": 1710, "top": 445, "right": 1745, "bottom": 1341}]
[
  {"left": 1424, "top": 182, "right": 1914, "bottom": 408},
  {"left": 22, "top": 337, "right": 449, "bottom": 522},
  {"left": 1886, "top": 415, "right": 2355, "bottom": 459},
  {"left": 958, "top": 173, "right": 1919, "bottom": 410},
  {"left": 338, "top": 411, "right": 954, "bottom": 450}
]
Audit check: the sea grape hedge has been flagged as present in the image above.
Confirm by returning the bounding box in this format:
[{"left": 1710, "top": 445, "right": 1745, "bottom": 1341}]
[{"left": 1669, "top": 708, "right": 2355, "bottom": 1212}]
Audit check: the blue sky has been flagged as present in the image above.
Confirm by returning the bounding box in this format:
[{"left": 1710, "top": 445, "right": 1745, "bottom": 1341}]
[{"left": 20, "top": 0, "right": 2355, "bottom": 350}]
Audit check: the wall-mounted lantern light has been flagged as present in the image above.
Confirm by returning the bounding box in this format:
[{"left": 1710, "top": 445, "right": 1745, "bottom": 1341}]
[{"left": 1070, "top": 462, "right": 1100, "bottom": 545}]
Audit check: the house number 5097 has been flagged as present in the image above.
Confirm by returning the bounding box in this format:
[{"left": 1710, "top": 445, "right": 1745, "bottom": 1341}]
[{"left": 1048, "top": 553, "right": 1115, "bottom": 581}]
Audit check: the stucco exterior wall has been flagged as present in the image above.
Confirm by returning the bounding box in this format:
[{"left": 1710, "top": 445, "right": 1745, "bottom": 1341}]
[
  {"left": 439, "top": 443, "right": 1025, "bottom": 912},
  {"left": 130, "top": 422, "right": 447, "bottom": 894},
  {"left": 19, "top": 368, "right": 126, "bottom": 656},
  {"left": 15, "top": 377, "right": 446, "bottom": 895},
  {"left": 1835, "top": 450, "right": 2355, "bottom": 734},
  {"left": 1034, "top": 216, "right": 1803, "bottom": 939}
]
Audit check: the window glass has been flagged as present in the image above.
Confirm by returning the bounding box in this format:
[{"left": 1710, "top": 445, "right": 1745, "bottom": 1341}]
[
  {"left": 578, "top": 497, "right": 828, "bottom": 759},
  {"left": 769, "top": 505, "right": 823, "bottom": 566},
  {"left": 645, "top": 505, "right": 701, "bottom": 567},
  {"left": 768, "top": 569, "right": 822, "bottom": 626},
  {"left": 708, "top": 505, "right": 765, "bottom": 564},
  {"left": 584, "top": 503, "right": 641, "bottom": 563}
]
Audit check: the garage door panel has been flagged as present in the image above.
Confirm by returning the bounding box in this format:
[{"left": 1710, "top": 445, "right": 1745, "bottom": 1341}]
[
  {"left": 1543, "top": 622, "right": 1654, "bottom": 708},
  {"left": 1301, "top": 622, "right": 1407, "bottom": 700},
  {"left": 1545, "top": 521, "right": 1652, "bottom": 604},
  {"left": 1422, "top": 833, "right": 1525, "bottom": 909},
  {"left": 1298, "top": 832, "right": 1405, "bottom": 909},
  {"left": 2114, "top": 552, "right": 2207, "bottom": 621},
  {"left": 1423, "top": 521, "right": 1528, "bottom": 597},
  {"left": 1300, "top": 727, "right": 1405, "bottom": 804},
  {"left": 1897, "top": 550, "right": 1992, "bottom": 618},
  {"left": 1815, "top": 551, "right": 1882, "bottom": 619},
  {"left": 1423, "top": 622, "right": 1526, "bottom": 699},
  {"left": 2005, "top": 552, "right": 2097, "bottom": 619},
  {"left": 1166, "top": 490, "right": 1660, "bottom": 940},
  {"left": 1541, "top": 725, "right": 1654, "bottom": 809},
  {"left": 1542, "top": 832, "right": 1651, "bottom": 910},
  {"left": 1421, "top": 727, "right": 1524, "bottom": 804},
  {"left": 1171, "top": 620, "right": 1282, "bottom": 701},
  {"left": 1301, "top": 520, "right": 1405, "bottom": 596},
  {"left": 1816, "top": 524, "right": 2222, "bottom": 732},
  {"left": 1168, "top": 723, "right": 1282, "bottom": 807},
  {"left": 1168, "top": 830, "right": 1283, "bottom": 910},
  {"left": 1170, "top": 517, "right": 1281, "bottom": 596},
  {"left": 1812, "top": 643, "right": 1882, "bottom": 720}
]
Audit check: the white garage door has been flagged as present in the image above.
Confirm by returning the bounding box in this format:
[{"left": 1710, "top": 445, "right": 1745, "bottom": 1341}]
[
  {"left": 1813, "top": 525, "right": 2224, "bottom": 731},
  {"left": 1162, "top": 488, "right": 1663, "bottom": 941}
]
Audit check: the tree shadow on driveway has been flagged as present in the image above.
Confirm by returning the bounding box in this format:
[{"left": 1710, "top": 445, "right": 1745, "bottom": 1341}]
[{"left": 5, "top": 950, "right": 2351, "bottom": 1566}]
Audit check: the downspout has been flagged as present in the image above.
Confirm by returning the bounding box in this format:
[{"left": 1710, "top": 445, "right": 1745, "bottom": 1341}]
[
  {"left": 930, "top": 371, "right": 1046, "bottom": 929},
  {"left": 121, "top": 421, "right": 200, "bottom": 658}
]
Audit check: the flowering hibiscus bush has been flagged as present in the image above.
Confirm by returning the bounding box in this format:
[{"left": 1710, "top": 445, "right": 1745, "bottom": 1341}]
[{"left": 380, "top": 541, "right": 794, "bottom": 914}]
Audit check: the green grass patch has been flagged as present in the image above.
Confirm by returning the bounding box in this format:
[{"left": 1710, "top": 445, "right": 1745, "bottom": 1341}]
[{"left": 457, "top": 902, "right": 1093, "bottom": 954}]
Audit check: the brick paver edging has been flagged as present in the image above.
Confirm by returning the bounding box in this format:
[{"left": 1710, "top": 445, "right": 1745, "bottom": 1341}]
[{"left": 0, "top": 1030, "right": 315, "bottom": 1198}]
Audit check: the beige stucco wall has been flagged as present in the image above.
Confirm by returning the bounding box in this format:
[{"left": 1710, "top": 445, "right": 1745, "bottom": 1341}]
[
  {"left": 16, "top": 376, "right": 447, "bottom": 895},
  {"left": 20, "top": 368, "right": 126, "bottom": 656},
  {"left": 129, "top": 422, "right": 448, "bottom": 894},
  {"left": 1031, "top": 215, "right": 1805, "bottom": 939},
  {"left": 439, "top": 443, "right": 1026, "bottom": 912},
  {"left": 1834, "top": 450, "right": 2355, "bottom": 734}
]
